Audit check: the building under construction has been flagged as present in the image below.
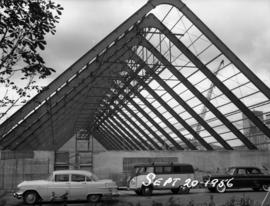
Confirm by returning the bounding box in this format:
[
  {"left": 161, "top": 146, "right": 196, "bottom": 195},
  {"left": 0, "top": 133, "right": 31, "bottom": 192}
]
[{"left": 0, "top": 0, "right": 270, "bottom": 190}]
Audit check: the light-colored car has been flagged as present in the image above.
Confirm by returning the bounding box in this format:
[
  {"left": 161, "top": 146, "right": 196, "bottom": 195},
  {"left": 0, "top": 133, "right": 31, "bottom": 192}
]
[
  {"left": 129, "top": 163, "right": 195, "bottom": 195},
  {"left": 13, "top": 170, "right": 118, "bottom": 204}
]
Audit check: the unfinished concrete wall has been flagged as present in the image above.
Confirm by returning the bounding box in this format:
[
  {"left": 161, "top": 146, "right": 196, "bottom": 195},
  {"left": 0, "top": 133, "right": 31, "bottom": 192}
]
[
  {"left": 93, "top": 150, "right": 270, "bottom": 185},
  {"left": 0, "top": 150, "right": 54, "bottom": 191},
  {"left": 58, "top": 135, "right": 105, "bottom": 169},
  {"left": 59, "top": 135, "right": 106, "bottom": 153}
]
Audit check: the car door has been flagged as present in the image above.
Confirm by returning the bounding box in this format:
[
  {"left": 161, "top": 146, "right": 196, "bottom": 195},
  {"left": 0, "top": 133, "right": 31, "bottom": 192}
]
[
  {"left": 153, "top": 166, "right": 164, "bottom": 189},
  {"left": 47, "top": 174, "right": 70, "bottom": 201},
  {"left": 69, "top": 174, "right": 88, "bottom": 200},
  {"left": 233, "top": 168, "right": 248, "bottom": 188},
  {"left": 246, "top": 168, "right": 262, "bottom": 188},
  {"left": 161, "top": 166, "right": 174, "bottom": 189}
]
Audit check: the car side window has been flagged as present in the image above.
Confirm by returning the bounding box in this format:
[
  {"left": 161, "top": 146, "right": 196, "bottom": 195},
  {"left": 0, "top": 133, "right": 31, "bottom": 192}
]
[
  {"left": 55, "top": 174, "right": 69, "bottom": 182},
  {"left": 237, "top": 169, "right": 246, "bottom": 175},
  {"left": 146, "top": 167, "right": 154, "bottom": 173},
  {"left": 71, "top": 174, "right": 86, "bottom": 182},
  {"left": 155, "top": 166, "right": 163, "bottom": 174},
  {"left": 247, "top": 168, "right": 261, "bottom": 174},
  {"left": 163, "top": 166, "right": 172, "bottom": 174}
]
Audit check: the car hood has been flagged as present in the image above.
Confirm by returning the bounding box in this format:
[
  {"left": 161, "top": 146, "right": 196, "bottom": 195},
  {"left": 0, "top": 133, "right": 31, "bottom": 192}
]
[{"left": 18, "top": 180, "right": 49, "bottom": 187}]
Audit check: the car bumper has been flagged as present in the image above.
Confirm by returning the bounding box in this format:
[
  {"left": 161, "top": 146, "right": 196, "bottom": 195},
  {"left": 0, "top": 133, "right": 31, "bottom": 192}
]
[
  {"left": 206, "top": 184, "right": 215, "bottom": 188},
  {"left": 128, "top": 184, "right": 139, "bottom": 190},
  {"left": 202, "top": 181, "right": 215, "bottom": 188},
  {"left": 102, "top": 190, "right": 119, "bottom": 201},
  {"left": 13, "top": 191, "right": 23, "bottom": 199},
  {"left": 128, "top": 186, "right": 135, "bottom": 190},
  {"left": 106, "top": 193, "right": 119, "bottom": 198},
  {"left": 110, "top": 189, "right": 119, "bottom": 197},
  {"left": 128, "top": 187, "right": 139, "bottom": 191},
  {"left": 104, "top": 187, "right": 119, "bottom": 196}
]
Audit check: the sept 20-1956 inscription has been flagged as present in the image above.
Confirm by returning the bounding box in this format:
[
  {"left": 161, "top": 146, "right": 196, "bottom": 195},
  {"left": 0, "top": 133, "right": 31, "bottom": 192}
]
[{"left": 142, "top": 172, "right": 234, "bottom": 188}]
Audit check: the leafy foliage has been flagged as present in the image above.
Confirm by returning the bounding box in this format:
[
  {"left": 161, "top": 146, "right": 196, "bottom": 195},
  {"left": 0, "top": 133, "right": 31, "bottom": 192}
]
[{"left": 0, "top": 0, "right": 63, "bottom": 119}]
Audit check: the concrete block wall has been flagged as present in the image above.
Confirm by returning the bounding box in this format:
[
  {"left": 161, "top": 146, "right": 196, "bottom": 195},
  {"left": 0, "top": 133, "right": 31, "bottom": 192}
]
[
  {"left": 93, "top": 150, "right": 270, "bottom": 184},
  {"left": 0, "top": 150, "right": 54, "bottom": 191},
  {"left": 33, "top": 151, "right": 55, "bottom": 173},
  {"left": 1, "top": 149, "right": 270, "bottom": 189}
]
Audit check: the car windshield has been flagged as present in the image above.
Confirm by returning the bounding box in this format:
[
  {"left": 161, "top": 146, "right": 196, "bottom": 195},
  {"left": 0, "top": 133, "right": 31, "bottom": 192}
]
[
  {"left": 227, "top": 168, "right": 236, "bottom": 175},
  {"left": 135, "top": 166, "right": 153, "bottom": 175},
  {"left": 91, "top": 173, "right": 99, "bottom": 181},
  {"left": 47, "top": 173, "right": 53, "bottom": 181},
  {"left": 135, "top": 167, "right": 148, "bottom": 175}
]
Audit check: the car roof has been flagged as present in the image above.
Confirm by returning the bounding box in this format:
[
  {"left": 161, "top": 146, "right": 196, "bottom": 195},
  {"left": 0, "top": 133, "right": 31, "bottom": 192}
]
[
  {"left": 133, "top": 163, "right": 193, "bottom": 167},
  {"left": 228, "top": 166, "right": 261, "bottom": 170},
  {"left": 53, "top": 170, "right": 93, "bottom": 176}
]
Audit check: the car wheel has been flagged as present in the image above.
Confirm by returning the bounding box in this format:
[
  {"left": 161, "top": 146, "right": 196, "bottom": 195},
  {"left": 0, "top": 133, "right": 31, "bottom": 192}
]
[
  {"left": 179, "top": 186, "right": 190, "bottom": 194},
  {"left": 171, "top": 187, "right": 180, "bottom": 194},
  {"left": 87, "top": 194, "right": 101, "bottom": 203},
  {"left": 141, "top": 186, "right": 153, "bottom": 196},
  {"left": 216, "top": 184, "right": 226, "bottom": 193},
  {"left": 262, "top": 184, "right": 270, "bottom": 192},
  {"left": 23, "top": 191, "right": 38, "bottom": 205}
]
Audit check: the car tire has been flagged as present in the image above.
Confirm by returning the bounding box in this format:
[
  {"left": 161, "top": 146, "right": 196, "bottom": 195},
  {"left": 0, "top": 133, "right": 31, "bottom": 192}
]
[
  {"left": 171, "top": 187, "right": 180, "bottom": 194},
  {"left": 262, "top": 184, "right": 270, "bottom": 192},
  {"left": 87, "top": 194, "right": 101, "bottom": 203},
  {"left": 179, "top": 186, "right": 190, "bottom": 194},
  {"left": 215, "top": 184, "right": 226, "bottom": 193},
  {"left": 141, "top": 186, "right": 153, "bottom": 196},
  {"left": 23, "top": 191, "right": 38, "bottom": 205}
]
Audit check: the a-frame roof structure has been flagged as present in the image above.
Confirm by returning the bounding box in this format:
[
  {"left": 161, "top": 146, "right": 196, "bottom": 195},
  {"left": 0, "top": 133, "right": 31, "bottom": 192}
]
[{"left": 1, "top": 0, "right": 270, "bottom": 151}]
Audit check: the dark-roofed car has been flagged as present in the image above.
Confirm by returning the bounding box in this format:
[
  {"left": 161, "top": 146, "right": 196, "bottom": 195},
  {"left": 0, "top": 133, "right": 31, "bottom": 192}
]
[
  {"left": 13, "top": 170, "right": 118, "bottom": 204},
  {"left": 203, "top": 166, "right": 270, "bottom": 193}
]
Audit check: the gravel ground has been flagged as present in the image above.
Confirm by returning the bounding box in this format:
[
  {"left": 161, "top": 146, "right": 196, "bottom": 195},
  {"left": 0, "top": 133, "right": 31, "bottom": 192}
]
[{"left": 1, "top": 188, "right": 269, "bottom": 206}]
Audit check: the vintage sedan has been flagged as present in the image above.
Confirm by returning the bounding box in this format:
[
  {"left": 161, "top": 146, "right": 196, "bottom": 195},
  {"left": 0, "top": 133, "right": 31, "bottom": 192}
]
[
  {"left": 13, "top": 170, "right": 118, "bottom": 204},
  {"left": 203, "top": 166, "right": 270, "bottom": 193}
]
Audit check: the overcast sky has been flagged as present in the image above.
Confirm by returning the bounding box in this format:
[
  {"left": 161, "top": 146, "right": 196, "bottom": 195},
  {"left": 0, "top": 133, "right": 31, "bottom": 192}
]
[{"left": 41, "top": 0, "right": 270, "bottom": 87}]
